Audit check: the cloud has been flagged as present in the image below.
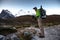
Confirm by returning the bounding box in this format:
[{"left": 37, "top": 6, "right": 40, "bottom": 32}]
[{"left": 46, "top": 8, "right": 60, "bottom": 15}]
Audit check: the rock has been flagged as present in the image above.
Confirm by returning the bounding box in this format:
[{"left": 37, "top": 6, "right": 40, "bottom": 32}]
[{"left": 16, "top": 25, "right": 60, "bottom": 40}]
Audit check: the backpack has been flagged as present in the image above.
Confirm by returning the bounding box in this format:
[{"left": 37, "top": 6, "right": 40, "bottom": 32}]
[{"left": 39, "top": 6, "right": 46, "bottom": 19}]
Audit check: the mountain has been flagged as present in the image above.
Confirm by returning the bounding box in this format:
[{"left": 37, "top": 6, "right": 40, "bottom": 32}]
[
  {"left": 14, "top": 15, "right": 60, "bottom": 23},
  {"left": 0, "top": 15, "right": 60, "bottom": 27},
  {"left": 11, "top": 15, "right": 60, "bottom": 26},
  {"left": 0, "top": 10, "right": 15, "bottom": 19}
]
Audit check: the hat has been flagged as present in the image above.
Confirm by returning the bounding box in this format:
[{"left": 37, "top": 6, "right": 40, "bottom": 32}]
[{"left": 33, "top": 7, "right": 37, "bottom": 9}]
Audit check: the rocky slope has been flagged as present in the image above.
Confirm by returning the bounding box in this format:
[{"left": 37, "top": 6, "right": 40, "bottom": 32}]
[
  {"left": 17, "top": 25, "right": 60, "bottom": 40},
  {"left": 0, "top": 9, "right": 15, "bottom": 19}
]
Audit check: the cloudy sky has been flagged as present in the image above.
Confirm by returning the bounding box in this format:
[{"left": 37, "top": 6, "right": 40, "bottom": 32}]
[{"left": 0, "top": 0, "right": 60, "bottom": 16}]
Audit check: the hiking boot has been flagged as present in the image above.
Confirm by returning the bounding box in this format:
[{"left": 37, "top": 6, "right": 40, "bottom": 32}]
[
  {"left": 39, "top": 35, "right": 45, "bottom": 38},
  {"left": 39, "top": 33, "right": 45, "bottom": 38}
]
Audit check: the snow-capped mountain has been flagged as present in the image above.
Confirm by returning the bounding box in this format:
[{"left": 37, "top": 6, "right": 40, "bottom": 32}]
[{"left": 0, "top": 10, "right": 15, "bottom": 19}]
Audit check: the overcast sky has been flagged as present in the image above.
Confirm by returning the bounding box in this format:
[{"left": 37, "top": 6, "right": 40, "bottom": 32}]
[{"left": 0, "top": 0, "right": 60, "bottom": 16}]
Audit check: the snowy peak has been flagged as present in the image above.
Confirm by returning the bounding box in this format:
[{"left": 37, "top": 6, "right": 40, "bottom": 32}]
[{"left": 0, "top": 9, "right": 15, "bottom": 19}]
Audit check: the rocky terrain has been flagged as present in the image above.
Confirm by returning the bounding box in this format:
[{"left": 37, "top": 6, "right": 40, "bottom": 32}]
[
  {"left": 17, "top": 25, "right": 60, "bottom": 40},
  {"left": 0, "top": 10, "right": 60, "bottom": 40}
]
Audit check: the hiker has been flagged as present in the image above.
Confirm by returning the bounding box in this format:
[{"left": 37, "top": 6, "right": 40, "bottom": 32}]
[{"left": 33, "top": 5, "right": 46, "bottom": 38}]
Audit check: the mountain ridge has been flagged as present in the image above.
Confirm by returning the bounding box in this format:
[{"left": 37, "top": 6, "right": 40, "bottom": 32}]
[{"left": 0, "top": 9, "right": 15, "bottom": 19}]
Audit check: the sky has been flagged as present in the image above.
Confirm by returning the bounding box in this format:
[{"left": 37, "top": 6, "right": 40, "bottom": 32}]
[{"left": 0, "top": 0, "right": 60, "bottom": 16}]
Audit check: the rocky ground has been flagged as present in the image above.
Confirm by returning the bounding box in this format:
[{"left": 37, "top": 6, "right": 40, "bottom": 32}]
[
  {"left": 0, "top": 25, "right": 60, "bottom": 40},
  {"left": 17, "top": 25, "right": 60, "bottom": 40},
  {"left": 43, "top": 25, "right": 60, "bottom": 40}
]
